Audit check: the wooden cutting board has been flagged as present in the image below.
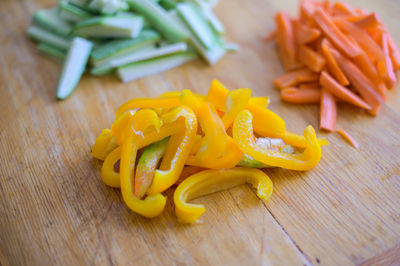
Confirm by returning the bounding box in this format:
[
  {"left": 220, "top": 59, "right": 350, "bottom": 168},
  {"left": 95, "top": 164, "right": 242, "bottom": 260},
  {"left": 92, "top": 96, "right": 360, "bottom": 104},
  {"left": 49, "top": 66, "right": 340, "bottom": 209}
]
[{"left": 1, "top": 0, "right": 400, "bottom": 265}]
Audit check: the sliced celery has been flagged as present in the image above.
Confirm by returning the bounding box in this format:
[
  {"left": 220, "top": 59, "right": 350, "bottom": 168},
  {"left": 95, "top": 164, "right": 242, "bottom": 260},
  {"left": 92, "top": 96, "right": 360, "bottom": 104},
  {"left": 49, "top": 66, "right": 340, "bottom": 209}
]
[
  {"left": 27, "top": 26, "right": 71, "bottom": 51},
  {"left": 33, "top": 8, "right": 72, "bottom": 36},
  {"left": 57, "top": 37, "right": 93, "bottom": 99},
  {"left": 73, "top": 15, "right": 144, "bottom": 38},
  {"left": 117, "top": 50, "right": 197, "bottom": 82},
  {"left": 129, "top": 0, "right": 188, "bottom": 42},
  {"left": 90, "top": 29, "right": 160, "bottom": 64},
  {"left": 59, "top": 0, "right": 93, "bottom": 23},
  {"left": 37, "top": 42, "right": 66, "bottom": 60}
]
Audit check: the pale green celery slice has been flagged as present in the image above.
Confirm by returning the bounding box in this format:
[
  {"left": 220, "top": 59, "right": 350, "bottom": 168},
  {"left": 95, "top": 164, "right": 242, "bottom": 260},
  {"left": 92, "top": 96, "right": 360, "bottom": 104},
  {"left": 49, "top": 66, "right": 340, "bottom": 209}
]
[
  {"left": 117, "top": 50, "right": 197, "bottom": 83},
  {"left": 90, "top": 29, "right": 160, "bottom": 65},
  {"left": 27, "top": 26, "right": 71, "bottom": 51},
  {"left": 169, "top": 10, "right": 225, "bottom": 65},
  {"left": 176, "top": 2, "right": 215, "bottom": 49},
  {"left": 33, "top": 8, "right": 72, "bottom": 36},
  {"left": 37, "top": 42, "right": 66, "bottom": 60},
  {"left": 59, "top": 0, "right": 93, "bottom": 23},
  {"left": 129, "top": 0, "right": 188, "bottom": 42},
  {"left": 56, "top": 37, "right": 93, "bottom": 99},
  {"left": 110, "top": 42, "right": 187, "bottom": 67},
  {"left": 73, "top": 15, "right": 143, "bottom": 38}
]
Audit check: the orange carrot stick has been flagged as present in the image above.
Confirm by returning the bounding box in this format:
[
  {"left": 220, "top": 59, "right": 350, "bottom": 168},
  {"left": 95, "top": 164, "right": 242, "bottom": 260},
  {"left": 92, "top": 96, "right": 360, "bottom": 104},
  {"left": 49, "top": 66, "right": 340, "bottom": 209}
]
[
  {"left": 281, "top": 87, "right": 321, "bottom": 104},
  {"left": 320, "top": 90, "right": 337, "bottom": 131},
  {"left": 381, "top": 33, "right": 397, "bottom": 88},
  {"left": 294, "top": 21, "right": 321, "bottom": 44},
  {"left": 297, "top": 44, "right": 326, "bottom": 72},
  {"left": 336, "top": 129, "right": 359, "bottom": 148},
  {"left": 376, "top": 82, "right": 387, "bottom": 100},
  {"left": 332, "top": 2, "right": 357, "bottom": 16},
  {"left": 300, "top": 0, "right": 317, "bottom": 21},
  {"left": 320, "top": 71, "right": 371, "bottom": 110},
  {"left": 313, "top": 8, "right": 361, "bottom": 58},
  {"left": 321, "top": 38, "right": 349, "bottom": 86},
  {"left": 276, "top": 12, "right": 297, "bottom": 71},
  {"left": 273, "top": 68, "right": 319, "bottom": 89},
  {"left": 354, "top": 13, "right": 381, "bottom": 29},
  {"left": 334, "top": 19, "right": 384, "bottom": 62},
  {"left": 264, "top": 30, "right": 277, "bottom": 43},
  {"left": 299, "top": 82, "right": 320, "bottom": 89},
  {"left": 331, "top": 48, "right": 384, "bottom": 116},
  {"left": 353, "top": 52, "right": 379, "bottom": 83},
  {"left": 387, "top": 34, "right": 400, "bottom": 70}
]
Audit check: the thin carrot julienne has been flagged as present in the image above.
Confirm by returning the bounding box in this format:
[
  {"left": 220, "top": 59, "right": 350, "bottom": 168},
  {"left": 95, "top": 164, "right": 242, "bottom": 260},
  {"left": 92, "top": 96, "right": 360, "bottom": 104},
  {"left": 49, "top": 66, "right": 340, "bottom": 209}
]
[
  {"left": 274, "top": 68, "right": 319, "bottom": 89},
  {"left": 294, "top": 21, "right": 321, "bottom": 44},
  {"left": 381, "top": 33, "right": 397, "bottom": 88},
  {"left": 353, "top": 13, "right": 381, "bottom": 29},
  {"left": 275, "top": 11, "right": 297, "bottom": 71},
  {"left": 297, "top": 44, "right": 326, "bottom": 72},
  {"left": 320, "top": 90, "right": 337, "bottom": 132},
  {"left": 336, "top": 129, "right": 359, "bottom": 148},
  {"left": 320, "top": 38, "right": 349, "bottom": 86},
  {"left": 281, "top": 87, "right": 321, "bottom": 104}
]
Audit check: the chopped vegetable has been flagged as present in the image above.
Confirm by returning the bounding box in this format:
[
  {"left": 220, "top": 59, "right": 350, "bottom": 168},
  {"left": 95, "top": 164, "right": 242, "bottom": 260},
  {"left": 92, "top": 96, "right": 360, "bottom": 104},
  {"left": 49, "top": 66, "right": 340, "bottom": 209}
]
[
  {"left": 320, "top": 90, "right": 336, "bottom": 132},
  {"left": 280, "top": 87, "right": 321, "bottom": 104},
  {"left": 336, "top": 129, "right": 359, "bottom": 148},
  {"left": 28, "top": 0, "right": 235, "bottom": 99},
  {"left": 90, "top": 79, "right": 327, "bottom": 222},
  {"left": 276, "top": 11, "right": 297, "bottom": 71}
]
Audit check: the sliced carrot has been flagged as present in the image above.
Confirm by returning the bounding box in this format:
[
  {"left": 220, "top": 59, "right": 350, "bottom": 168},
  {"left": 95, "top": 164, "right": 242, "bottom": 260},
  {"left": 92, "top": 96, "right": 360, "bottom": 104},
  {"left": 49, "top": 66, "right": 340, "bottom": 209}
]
[
  {"left": 321, "top": 38, "right": 349, "bottom": 86},
  {"left": 297, "top": 44, "right": 326, "bottom": 72},
  {"left": 381, "top": 33, "right": 398, "bottom": 88},
  {"left": 281, "top": 87, "right": 321, "bottom": 104},
  {"left": 264, "top": 30, "right": 277, "bottom": 43},
  {"left": 320, "top": 90, "right": 337, "bottom": 131},
  {"left": 313, "top": 8, "right": 361, "bottom": 58},
  {"left": 353, "top": 52, "right": 379, "bottom": 83},
  {"left": 299, "top": 82, "right": 320, "bottom": 89},
  {"left": 320, "top": 71, "right": 371, "bottom": 110},
  {"left": 300, "top": 0, "right": 317, "bottom": 21},
  {"left": 331, "top": 48, "right": 384, "bottom": 116},
  {"left": 336, "top": 129, "right": 359, "bottom": 148},
  {"left": 276, "top": 12, "right": 297, "bottom": 71},
  {"left": 332, "top": 2, "right": 357, "bottom": 16},
  {"left": 354, "top": 13, "right": 381, "bottom": 29},
  {"left": 273, "top": 68, "right": 319, "bottom": 89},
  {"left": 334, "top": 19, "right": 384, "bottom": 62},
  {"left": 376, "top": 82, "right": 388, "bottom": 100},
  {"left": 294, "top": 21, "right": 321, "bottom": 44},
  {"left": 387, "top": 34, "right": 400, "bottom": 70},
  {"left": 322, "top": 0, "right": 332, "bottom": 14}
]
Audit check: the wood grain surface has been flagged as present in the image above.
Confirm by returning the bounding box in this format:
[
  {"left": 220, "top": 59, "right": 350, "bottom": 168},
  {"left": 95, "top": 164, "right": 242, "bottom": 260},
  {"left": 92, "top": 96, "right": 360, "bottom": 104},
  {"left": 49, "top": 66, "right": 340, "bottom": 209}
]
[{"left": 1, "top": 0, "right": 400, "bottom": 265}]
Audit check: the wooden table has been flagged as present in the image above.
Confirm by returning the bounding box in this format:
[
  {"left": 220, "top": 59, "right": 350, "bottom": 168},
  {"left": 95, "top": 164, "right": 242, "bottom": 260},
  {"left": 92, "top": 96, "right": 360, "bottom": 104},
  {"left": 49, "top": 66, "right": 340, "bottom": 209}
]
[{"left": 1, "top": 0, "right": 400, "bottom": 265}]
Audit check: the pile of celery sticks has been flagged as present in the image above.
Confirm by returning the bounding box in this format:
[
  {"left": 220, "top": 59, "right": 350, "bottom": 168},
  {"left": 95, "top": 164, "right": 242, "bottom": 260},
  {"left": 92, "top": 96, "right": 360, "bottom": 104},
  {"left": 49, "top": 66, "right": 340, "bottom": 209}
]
[{"left": 28, "top": 0, "right": 236, "bottom": 99}]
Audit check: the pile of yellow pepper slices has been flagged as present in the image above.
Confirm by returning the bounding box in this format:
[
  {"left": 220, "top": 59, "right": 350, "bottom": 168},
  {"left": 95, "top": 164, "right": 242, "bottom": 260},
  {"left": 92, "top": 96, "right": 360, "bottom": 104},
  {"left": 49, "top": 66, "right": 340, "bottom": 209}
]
[{"left": 90, "top": 79, "right": 328, "bottom": 223}]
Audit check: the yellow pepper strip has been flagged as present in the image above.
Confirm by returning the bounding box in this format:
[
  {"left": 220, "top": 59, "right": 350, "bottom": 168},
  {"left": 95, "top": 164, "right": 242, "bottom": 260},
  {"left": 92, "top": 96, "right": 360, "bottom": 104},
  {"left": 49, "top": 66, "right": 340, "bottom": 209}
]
[
  {"left": 249, "top": 96, "right": 270, "bottom": 108},
  {"left": 174, "top": 167, "right": 273, "bottom": 223},
  {"left": 146, "top": 106, "right": 198, "bottom": 195},
  {"left": 282, "top": 131, "right": 329, "bottom": 148},
  {"left": 158, "top": 91, "right": 181, "bottom": 98},
  {"left": 120, "top": 109, "right": 166, "bottom": 218},
  {"left": 111, "top": 110, "right": 136, "bottom": 145},
  {"left": 233, "top": 110, "right": 321, "bottom": 171},
  {"left": 115, "top": 97, "right": 181, "bottom": 118},
  {"left": 135, "top": 138, "right": 169, "bottom": 198},
  {"left": 186, "top": 137, "right": 242, "bottom": 169},
  {"left": 91, "top": 129, "right": 118, "bottom": 160},
  {"left": 222, "top": 88, "right": 251, "bottom": 129},
  {"left": 190, "top": 135, "right": 203, "bottom": 155},
  {"left": 101, "top": 147, "right": 121, "bottom": 188},
  {"left": 188, "top": 102, "right": 227, "bottom": 163},
  {"left": 179, "top": 89, "right": 202, "bottom": 116},
  {"left": 207, "top": 79, "right": 286, "bottom": 137}
]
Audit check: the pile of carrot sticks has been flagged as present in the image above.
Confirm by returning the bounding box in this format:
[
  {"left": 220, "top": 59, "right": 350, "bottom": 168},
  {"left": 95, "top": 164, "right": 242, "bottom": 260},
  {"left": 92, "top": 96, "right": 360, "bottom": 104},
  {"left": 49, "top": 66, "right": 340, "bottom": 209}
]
[{"left": 268, "top": 0, "right": 400, "bottom": 147}]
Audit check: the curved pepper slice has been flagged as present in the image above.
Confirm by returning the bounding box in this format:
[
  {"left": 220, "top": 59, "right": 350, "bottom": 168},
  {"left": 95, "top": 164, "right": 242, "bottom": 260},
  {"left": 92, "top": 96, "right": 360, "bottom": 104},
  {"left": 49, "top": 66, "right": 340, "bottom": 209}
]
[
  {"left": 111, "top": 110, "right": 136, "bottom": 145},
  {"left": 146, "top": 106, "right": 198, "bottom": 196},
  {"left": 91, "top": 129, "right": 118, "bottom": 160},
  {"left": 186, "top": 137, "right": 242, "bottom": 169},
  {"left": 101, "top": 147, "right": 121, "bottom": 188},
  {"left": 222, "top": 88, "right": 251, "bottom": 129},
  {"left": 233, "top": 110, "right": 321, "bottom": 171},
  {"left": 120, "top": 109, "right": 166, "bottom": 218},
  {"left": 115, "top": 97, "right": 181, "bottom": 118},
  {"left": 174, "top": 167, "right": 273, "bottom": 223},
  {"left": 282, "top": 131, "right": 329, "bottom": 148},
  {"left": 135, "top": 138, "right": 169, "bottom": 198},
  {"left": 207, "top": 79, "right": 286, "bottom": 137},
  {"left": 179, "top": 89, "right": 202, "bottom": 116}
]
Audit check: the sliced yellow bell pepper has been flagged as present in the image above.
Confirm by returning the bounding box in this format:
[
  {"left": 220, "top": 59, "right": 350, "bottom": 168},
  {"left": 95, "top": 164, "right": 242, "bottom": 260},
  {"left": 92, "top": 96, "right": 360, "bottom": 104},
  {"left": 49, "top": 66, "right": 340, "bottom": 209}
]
[
  {"left": 91, "top": 129, "right": 118, "bottom": 160},
  {"left": 222, "top": 88, "right": 251, "bottom": 129},
  {"left": 179, "top": 89, "right": 202, "bottom": 116},
  {"left": 101, "top": 147, "right": 121, "bottom": 188},
  {"left": 207, "top": 79, "right": 286, "bottom": 137},
  {"left": 281, "top": 131, "right": 329, "bottom": 148},
  {"left": 120, "top": 109, "right": 166, "bottom": 218},
  {"left": 174, "top": 167, "right": 273, "bottom": 223},
  {"left": 233, "top": 110, "right": 321, "bottom": 171},
  {"left": 115, "top": 97, "right": 181, "bottom": 118},
  {"left": 111, "top": 110, "right": 136, "bottom": 145},
  {"left": 146, "top": 106, "right": 198, "bottom": 195}
]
